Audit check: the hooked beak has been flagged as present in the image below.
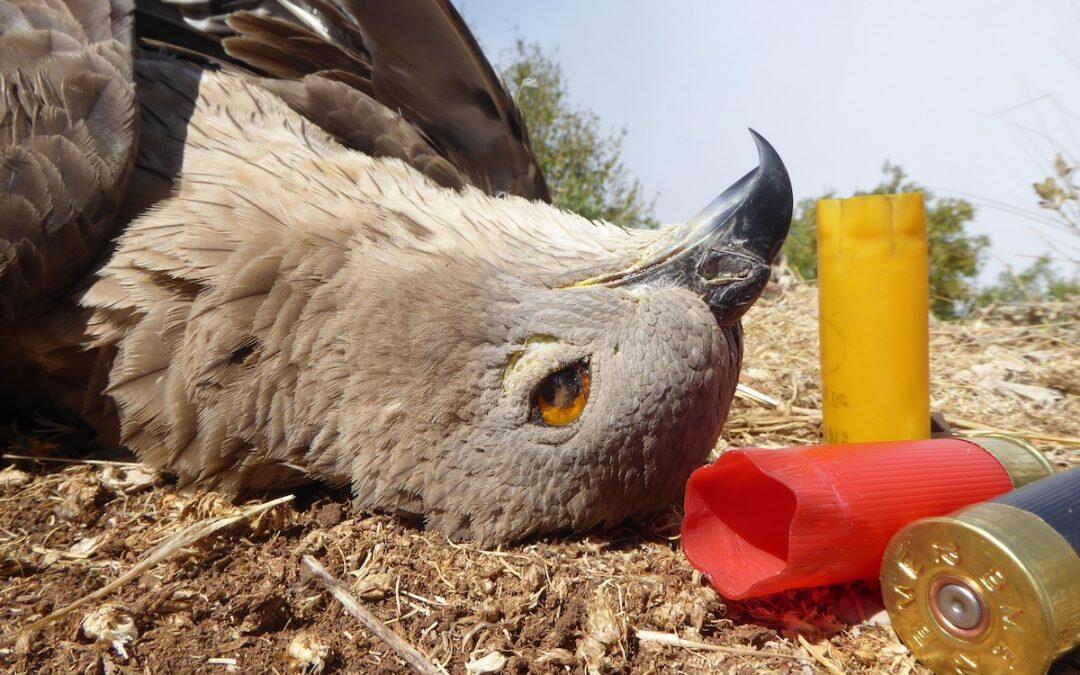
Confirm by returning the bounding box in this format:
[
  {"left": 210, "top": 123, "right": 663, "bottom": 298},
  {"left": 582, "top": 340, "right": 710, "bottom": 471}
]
[{"left": 578, "top": 130, "right": 793, "bottom": 326}]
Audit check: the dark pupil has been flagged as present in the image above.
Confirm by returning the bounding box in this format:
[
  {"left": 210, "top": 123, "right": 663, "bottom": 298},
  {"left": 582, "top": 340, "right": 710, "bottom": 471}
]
[{"left": 539, "top": 367, "right": 581, "bottom": 407}]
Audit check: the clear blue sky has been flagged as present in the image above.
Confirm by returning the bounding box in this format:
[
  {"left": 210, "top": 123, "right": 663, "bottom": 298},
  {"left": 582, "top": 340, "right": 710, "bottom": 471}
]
[{"left": 457, "top": 0, "right": 1080, "bottom": 282}]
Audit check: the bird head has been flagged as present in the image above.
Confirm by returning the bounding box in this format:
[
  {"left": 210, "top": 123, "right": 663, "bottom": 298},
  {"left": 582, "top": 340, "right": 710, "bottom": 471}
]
[{"left": 329, "top": 131, "right": 793, "bottom": 542}]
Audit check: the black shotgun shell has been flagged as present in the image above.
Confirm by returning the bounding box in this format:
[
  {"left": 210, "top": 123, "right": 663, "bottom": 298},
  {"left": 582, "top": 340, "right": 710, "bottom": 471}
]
[{"left": 880, "top": 465, "right": 1080, "bottom": 675}]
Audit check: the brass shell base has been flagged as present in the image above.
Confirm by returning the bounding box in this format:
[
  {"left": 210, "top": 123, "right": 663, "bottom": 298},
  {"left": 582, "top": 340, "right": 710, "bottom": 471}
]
[
  {"left": 881, "top": 502, "right": 1080, "bottom": 675},
  {"left": 965, "top": 434, "right": 1055, "bottom": 489}
]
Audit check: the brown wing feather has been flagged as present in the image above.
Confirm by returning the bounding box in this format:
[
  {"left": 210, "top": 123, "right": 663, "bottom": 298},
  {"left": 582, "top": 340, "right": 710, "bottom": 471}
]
[
  {"left": 262, "top": 75, "right": 466, "bottom": 190},
  {"left": 0, "top": 0, "right": 136, "bottom": 325},
  {"left": 340, "top": 0, "right": 548, "bottom": 200},
  {"left": 133, "top": 0, "right": 231, "bottom": 63},
  {"left": 141, "top": 0, "right": 548, "bottom": 201},
  {"left": 225, "top": 10, "right": 370, "bottom": 80}
]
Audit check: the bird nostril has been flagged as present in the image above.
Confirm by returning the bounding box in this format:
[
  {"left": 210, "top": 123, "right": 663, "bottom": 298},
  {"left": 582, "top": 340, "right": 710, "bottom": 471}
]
[
  {"left": 703, "top": 264, "right": 772, "bottom": 326},
  {"left": 696, "top": 249, "right": 724, "bottom": 280},
  {"left": 695, "top": 249, "right": 755, "bottom": 285}
]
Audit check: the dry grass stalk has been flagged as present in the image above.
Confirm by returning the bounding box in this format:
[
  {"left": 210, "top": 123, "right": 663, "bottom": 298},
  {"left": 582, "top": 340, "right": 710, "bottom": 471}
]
[
  {"left": 946, "top": 418, "right": 1080, "bottom": 446},
  {"left": 301, "top": 554, "right": 443, "bottom": 675},
  {"left": 635, "top": 629, "right": 810, "bottom": 662},
  {"left": 1, "top": 453, "right": 144, "bottom": 467},
  {"left": 0, "top": 494, "right": 294, "bottom": 646}
]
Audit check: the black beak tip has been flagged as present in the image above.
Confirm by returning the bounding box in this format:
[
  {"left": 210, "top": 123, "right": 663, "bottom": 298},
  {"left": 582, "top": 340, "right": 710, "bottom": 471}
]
[
  {"left": 742, "top": 129, "right": 794, "bottom": 264},
  {"left": 750, "top": 127, "right": 782, "bottom": 167},
  {"left": 590, "top": 129, "right": 794, "bottom": 327}
]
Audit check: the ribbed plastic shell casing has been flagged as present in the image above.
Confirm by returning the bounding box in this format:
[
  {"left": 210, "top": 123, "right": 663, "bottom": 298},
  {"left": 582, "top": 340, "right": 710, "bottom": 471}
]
[
  {"left": 682, "top": 437, "right": 1050, "bottom": 600},
  {"left": 993, "top": 466, "right": 1080, "bottom": 551}
]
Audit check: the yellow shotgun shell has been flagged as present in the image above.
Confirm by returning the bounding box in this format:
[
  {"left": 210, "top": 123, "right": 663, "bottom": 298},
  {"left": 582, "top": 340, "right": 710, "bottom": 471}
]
[{"left": 817, "top": 193, "right": 930, "bottom": 443}]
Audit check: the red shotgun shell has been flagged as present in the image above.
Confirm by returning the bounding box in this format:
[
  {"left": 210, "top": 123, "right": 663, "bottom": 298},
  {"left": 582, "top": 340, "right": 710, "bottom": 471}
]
[{"left": 681, "top": 436, "right": 1053, "bottom": 600}]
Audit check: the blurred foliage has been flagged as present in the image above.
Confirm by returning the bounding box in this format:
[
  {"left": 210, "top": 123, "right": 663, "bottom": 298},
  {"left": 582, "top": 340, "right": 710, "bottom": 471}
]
[
  {"left": 500, "top": 39, "right": 658, "bottom": 228},
  {"left": 781, "top": 194, "right": 828, "bottom": 285},
  {"left": 783, "top": 163, "right": 989, "bottom": 319},
  {"left": 978, "top": 255, "right": 1080, "bottom": 305},
  {"left": 1003, "top": 153, "right": 1080, "bottom": 304},
  {"left": 1032, "top": 153, "right": 1080, "bottom": 242}
]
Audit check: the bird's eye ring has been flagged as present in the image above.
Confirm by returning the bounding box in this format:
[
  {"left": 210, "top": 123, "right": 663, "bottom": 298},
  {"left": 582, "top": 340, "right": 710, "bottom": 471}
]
[{"left": 531, "top": 361, "right": 590, "bottom": 426}]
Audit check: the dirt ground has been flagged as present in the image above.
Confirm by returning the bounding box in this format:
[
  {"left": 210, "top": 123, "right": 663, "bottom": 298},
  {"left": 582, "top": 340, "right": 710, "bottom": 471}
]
[{"left": 1, "top": 281, "right": 1077, "bottom": 674}]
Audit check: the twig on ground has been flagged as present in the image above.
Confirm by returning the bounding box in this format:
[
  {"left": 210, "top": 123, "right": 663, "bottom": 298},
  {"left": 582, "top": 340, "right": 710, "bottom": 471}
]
[
  {"left": 949, "top": 418, "right": 1080, "bottom": 446},
  {"left": 635, "top": 629, "right": 811, "bottom": 663},
  {"left": 797, "top": 634, "right": 847, "bottom": 675},
  {"left": 735, "top": 385, "right": 821, "bottom": 417},
  {"left": 0, "top": 494, "right": 294, "bottom": 646},
  {"left": 1, "top": 453, "right": 144, "bottom": 467},
  {"left": 302, "top": 554, "right": 443, "bottom": 675},
  {"left": 735, "top": 384, "right": 781, "bottom": 407}
]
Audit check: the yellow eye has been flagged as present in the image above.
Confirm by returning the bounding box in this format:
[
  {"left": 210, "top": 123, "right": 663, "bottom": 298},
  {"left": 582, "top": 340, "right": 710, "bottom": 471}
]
[{"left": 532, "top": 362, "right": 590, "bottom": 426}]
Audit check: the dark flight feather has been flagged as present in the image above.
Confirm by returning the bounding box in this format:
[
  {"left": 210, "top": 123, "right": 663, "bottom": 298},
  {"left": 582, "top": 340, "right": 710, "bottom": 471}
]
[{"left": 140, "top": 0, "right": 549, "bottom": 201}]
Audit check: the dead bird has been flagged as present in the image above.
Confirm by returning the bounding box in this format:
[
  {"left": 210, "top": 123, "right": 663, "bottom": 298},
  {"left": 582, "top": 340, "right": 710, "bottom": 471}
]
[{"left": 0, "top": 0, "right": 792, "bottom": 543}]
